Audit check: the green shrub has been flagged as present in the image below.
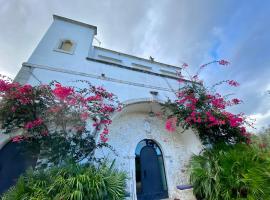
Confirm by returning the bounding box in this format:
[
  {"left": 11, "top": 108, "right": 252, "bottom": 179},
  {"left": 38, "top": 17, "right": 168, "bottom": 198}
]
[
  {"left": 190, "top": 144, "right": 270, "bottom": 200},
  {"left": 2, "top": 162, "right": 127, "bottom": 200}
]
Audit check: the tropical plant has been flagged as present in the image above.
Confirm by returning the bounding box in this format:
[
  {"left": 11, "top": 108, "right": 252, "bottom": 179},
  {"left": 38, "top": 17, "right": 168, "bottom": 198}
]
[
  {"left": 2, "top": 161, "right": 127, "bottom": 200},
  {"left": 190, "top": 143, "right": 270, "bottom": 200},
  {"left": 251, "top": 127, "right": 270, "bottom": 151}
]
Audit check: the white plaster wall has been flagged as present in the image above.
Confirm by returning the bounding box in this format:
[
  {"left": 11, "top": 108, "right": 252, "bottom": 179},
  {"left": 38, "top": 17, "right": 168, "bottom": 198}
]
[
  {"left": 95, "top": 111, "right": 201, "bottom": 199},
  {"left": 10, "top": 16, "right": 203, "bottom": 200},
  {"left": 25, "top": 67, "right": 176, "bottom": 103},
  {"left": 28, "top": 18, "right": 95, "bottom": 69},
  {"left": 22, "top": 15, "right": 180, "bottom": 96}
]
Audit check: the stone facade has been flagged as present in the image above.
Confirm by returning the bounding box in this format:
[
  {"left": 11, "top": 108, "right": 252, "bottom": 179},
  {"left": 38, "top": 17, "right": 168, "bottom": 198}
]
[{"left": 95, "top": 101, "right": 202, "bottom": 199}]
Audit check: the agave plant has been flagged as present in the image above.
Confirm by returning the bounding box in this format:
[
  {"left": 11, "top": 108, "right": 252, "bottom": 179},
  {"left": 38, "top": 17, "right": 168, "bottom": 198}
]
[
  {"left": 190, "top": 144, "right": 270, "bottom": 200},
  {"left": 2, "top": 161, "right": 127, "bottom": 200}
]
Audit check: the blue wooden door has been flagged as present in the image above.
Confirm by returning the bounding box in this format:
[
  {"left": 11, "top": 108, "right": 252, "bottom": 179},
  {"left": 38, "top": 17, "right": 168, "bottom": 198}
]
[
  {"left": 137, "top": 145, "right": 167, "bottom": 200},
  {"left": 0, "top": 142, "right": 37, "bottom": 195}
]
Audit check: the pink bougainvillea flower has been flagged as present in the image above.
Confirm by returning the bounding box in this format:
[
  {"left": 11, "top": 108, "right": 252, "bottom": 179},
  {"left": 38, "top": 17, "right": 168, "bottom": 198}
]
[
  {"left": 218, "top": 60, "right": 230, "bottom": 66},
  {"left": 12, "top": 135, "right": 24, "bottom": 143},
  {"left": 67, "top": 98, "right": 77, "bottom": 105},
  {"left": 227, "top": 80, "right": 240, "bottom": 87},
  {"left": 52, "top": 83, "right": 74, "bottom": 100},
  {"left": 100, "top": 119, "right": 112, "bottom": 125},
  {"left": 80, "top": 112, "right": 89, "bottom": 121},
  {"left": 211, "top": 97, "right": 226, "bottom": 109},
  {"left": 231, "top": 98, "right": 241, "bottom": 105},
  {"left": 49, "top": 106, "right": 62, "bottom": 113},
  {"left": 85, "top": 95, "right": 102, "bottom": 101},
  {"left": 11, "top": 106, "right": 16, "bottom": 112},
  {"left": 100, "top": 134, "right": 108, "bottom": 143},
  {"left": 165, "top": 117, "right": 177, "bottom": 132},
  {"left": 0, "top": 80, "right": 11, "bottom": 92},
  {"left": 24, "top": 118, "right": 43, "bottom": 129},
  {"left": 101, "top": 105, "right": 115, "bottom": 113},
  {"left": 41, "top": 130, "right": 49, "bottom": 136},
  {"left": 178, "top": 78, "right": 185, "bottom": 83},
  {"left": 24, "top": 121, "right": 34, "bottom": 129},
  {"left": 19, "top": 84, "right": 32, "bottom": 94},
  {"left": 182, "top": 63, "right": 188, "bottom": 68},
  {"left": 102, "top": 127, "right": 109, "bottom": 135},
  {"left": 33, "top": 118, "right": 43, "bottom": 126}
]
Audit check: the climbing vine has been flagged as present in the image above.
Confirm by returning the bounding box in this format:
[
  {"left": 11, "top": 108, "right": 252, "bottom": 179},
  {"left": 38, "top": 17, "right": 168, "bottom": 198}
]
[
  {"left": 0, "top": 75, "right": 121, "bottom": 166},
  {"left": 163, "top": 60, "right": 252, "bottom": 145}
]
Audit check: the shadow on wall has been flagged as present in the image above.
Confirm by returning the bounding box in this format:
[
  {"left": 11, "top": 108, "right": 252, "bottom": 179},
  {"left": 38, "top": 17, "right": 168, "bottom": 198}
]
[{"left": 0, "top": 142, "right": 38, "bottom": 195}]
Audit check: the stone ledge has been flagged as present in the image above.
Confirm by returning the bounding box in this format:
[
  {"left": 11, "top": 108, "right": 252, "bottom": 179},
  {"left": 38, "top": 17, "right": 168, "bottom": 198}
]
[{"left": 174, "top": 188, "right": 196, "bottom": 200}]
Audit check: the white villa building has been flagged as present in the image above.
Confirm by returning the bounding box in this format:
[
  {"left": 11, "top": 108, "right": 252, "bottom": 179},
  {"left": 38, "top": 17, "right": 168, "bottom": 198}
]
[{"left": 3, "top": 15, "right": 202, "bottom": 199}]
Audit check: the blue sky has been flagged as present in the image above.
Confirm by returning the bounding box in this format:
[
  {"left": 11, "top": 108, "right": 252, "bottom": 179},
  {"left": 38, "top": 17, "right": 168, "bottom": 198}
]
[{"left": 0, "top": 0, "right": 270, "bottom": 131}]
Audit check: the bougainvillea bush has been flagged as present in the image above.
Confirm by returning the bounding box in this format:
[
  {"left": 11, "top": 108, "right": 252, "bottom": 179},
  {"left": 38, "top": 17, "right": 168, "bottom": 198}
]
[
  {"left": 0, "top": 75, "right": 121, "bottom": 167},
  {"left": 162, "top": 60, "right": 270, "bottom": 199},
  {"left": 163, "top": 60, "right": 251, "bottom": 145}
]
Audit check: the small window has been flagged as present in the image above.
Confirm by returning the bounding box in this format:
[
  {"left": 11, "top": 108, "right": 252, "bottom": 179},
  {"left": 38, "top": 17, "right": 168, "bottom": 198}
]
[
  {"left": 59, "top": 40, "right": 73, "bottom": 52},
  {"left": 55, "top": 39, "right": 76, "bottom": 54}
]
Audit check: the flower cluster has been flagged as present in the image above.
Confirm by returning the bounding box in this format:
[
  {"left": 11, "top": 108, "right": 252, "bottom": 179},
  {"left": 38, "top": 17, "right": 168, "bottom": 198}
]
[
  {"left": 165, "top": 117, "right": 177, "bottom": 132},
  {"left": 24, "top": 118, "right": 43, "bottom": 129},
  {"left": 0, "top": 78, "right": 34, "bottom": 105},
  {"left": 52, "top": 83, "right": 74, "bottom": 100},
  {"left": 164, "top": 60, "right": 252, "bottom": 145},
  {"left": 0, "top": 77, "right": 121, "bottom": 145}
]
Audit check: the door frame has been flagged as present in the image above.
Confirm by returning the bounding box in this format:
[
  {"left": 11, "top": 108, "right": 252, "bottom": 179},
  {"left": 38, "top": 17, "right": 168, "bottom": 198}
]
[{"left": 134, "top": 139, "right": 168, "bottom": 199}]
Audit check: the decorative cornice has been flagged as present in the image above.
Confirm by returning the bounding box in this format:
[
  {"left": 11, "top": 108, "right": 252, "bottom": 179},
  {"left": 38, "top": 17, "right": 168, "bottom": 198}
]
[
  {"left": 94, "top": 46, "right": 181, "bottom": 71},
  {"left": 53, "top": 15, "right": 97, "bottom": 34},
  {"left": 22, "top": 62, "right": 175, "bottom": 92},
  {"left": 86, "top": 57, "right": 180, "bottom": 80}
]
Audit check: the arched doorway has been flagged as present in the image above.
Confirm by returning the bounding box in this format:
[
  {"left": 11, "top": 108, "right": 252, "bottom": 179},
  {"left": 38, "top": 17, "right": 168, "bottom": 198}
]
[
  {"left": 0, "top": 142, "right": 38, "bottom": 195},
  {"left": 135, "top": 139, "right": 168, "bottom": 200}
]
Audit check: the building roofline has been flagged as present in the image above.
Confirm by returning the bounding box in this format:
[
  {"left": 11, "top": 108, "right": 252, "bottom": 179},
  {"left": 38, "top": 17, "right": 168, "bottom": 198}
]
[
  {"left": 94, "top": 46, "right": 182, "bottom": 70},
  {"left": 53, "top": 15, "right": 97, "bottom": 35}
]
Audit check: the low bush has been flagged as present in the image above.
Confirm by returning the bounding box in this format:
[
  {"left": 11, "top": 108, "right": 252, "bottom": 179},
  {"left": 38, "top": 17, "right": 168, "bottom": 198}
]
[
  {"left": 2, "top": 161, "right": 127, "bottom": 200},
  {"left": 190, "top": 144, "right": 270, "bottom": 200}
]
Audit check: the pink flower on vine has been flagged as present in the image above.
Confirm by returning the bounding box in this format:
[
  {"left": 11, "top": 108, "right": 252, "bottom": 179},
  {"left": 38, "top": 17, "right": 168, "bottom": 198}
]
[
  {"left": 41, "top": 130, "right": 48, "bottom": 136},
  {"left": 24, "top": 118, "right": 43, "bottom": 129},
  {"left": 12, "top": 135, "right": 25, "bottom": 143},
  {"left": 211, "top": 97, "right": 226, "bottom": 109},
  {"left": 227, "top": 80, "right": 240, "bottom": 87},
  {"left": 11, "top": 106, "right": 16, "bottom": 112},
  {"left": 102, "top": 127, "right": 109, "bottom": 135},
  {"left": 218, "top": 60, "right": 230, "bottom": 66},
  {"left": 165, "top": 117, "right": 177, "bottom": 132},
  {"left": 24, "top": 122, "right": 34, "bottom": 129},
  {"left": 231, "top": 98, "right": 241, "bottom": 105},
  {"left": 52, "top": 83, "right": 74, "bottom": 100},
  {"left": 0, "top": 80, "right": 11, "bottom": 92},
  {"left": 19, "top": 84, "right": 32, "bottom": 94},
  {"left": 100, "top": 134, "right": 108, "bottom": 143},
  {"left": 182, "top": 63, "right": 188, "bottom": 68},
  {"left": 86, "top": 95, "right": 102, "bottom": 101},
  {"left": 80, "top": 112, "right": 89, "bottom": 121}
]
